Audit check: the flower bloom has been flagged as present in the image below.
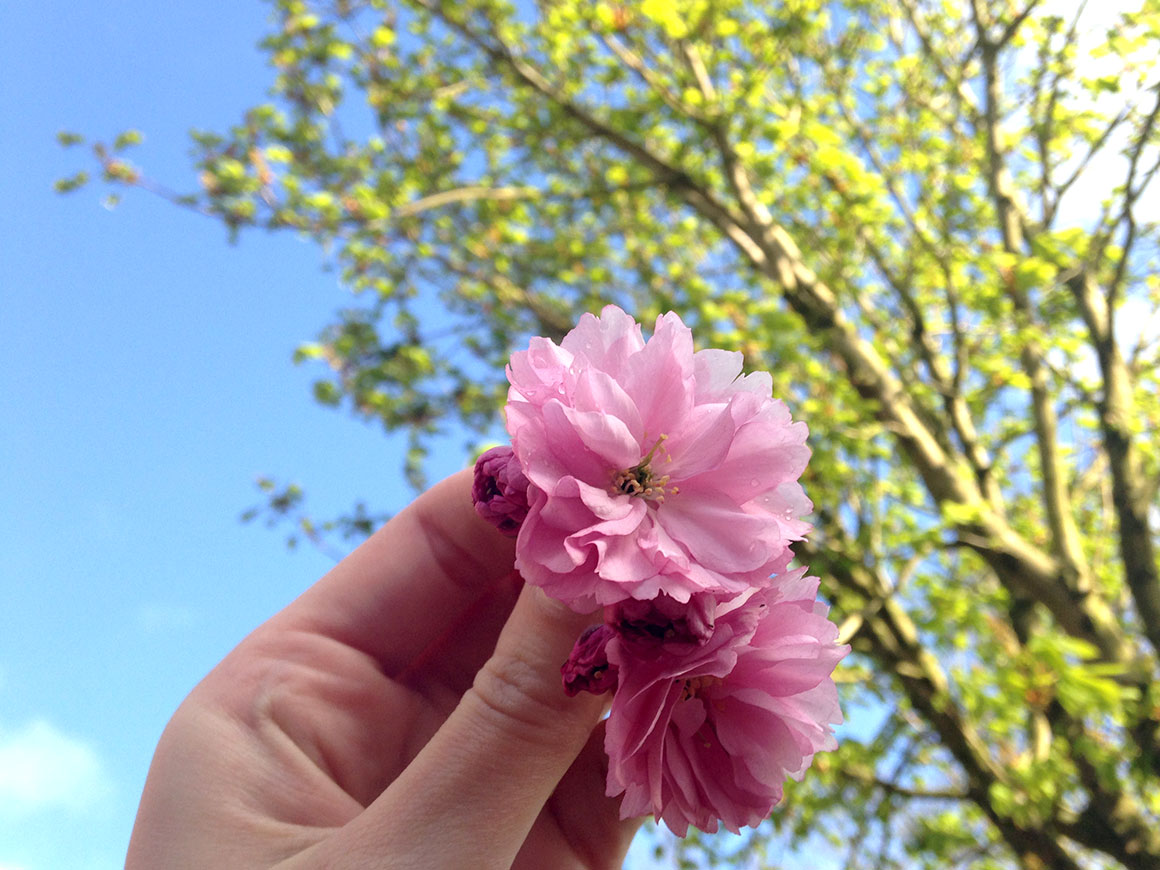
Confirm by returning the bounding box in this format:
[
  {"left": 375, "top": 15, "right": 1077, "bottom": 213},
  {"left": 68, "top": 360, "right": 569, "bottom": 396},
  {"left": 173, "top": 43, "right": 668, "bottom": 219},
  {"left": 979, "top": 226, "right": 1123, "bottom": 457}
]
[
  {"left": 603, "top": 569, "right": 848, "bottom": 836},
  {"left": 487, "top": 305, "right": 845, "bottom": 836},
  {"left": 505, "top": 305, "right": 812, "bottom": 611},
  {"left": 471, "top": 445, "right": 530, "bottom": 536}
]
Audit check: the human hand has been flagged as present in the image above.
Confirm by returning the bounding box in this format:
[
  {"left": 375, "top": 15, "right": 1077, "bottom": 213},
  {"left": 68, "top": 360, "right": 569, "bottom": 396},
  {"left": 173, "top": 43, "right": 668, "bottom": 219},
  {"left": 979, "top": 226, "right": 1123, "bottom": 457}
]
[{"left": 126, "top": 471, "right": 642, "bottom": 869}]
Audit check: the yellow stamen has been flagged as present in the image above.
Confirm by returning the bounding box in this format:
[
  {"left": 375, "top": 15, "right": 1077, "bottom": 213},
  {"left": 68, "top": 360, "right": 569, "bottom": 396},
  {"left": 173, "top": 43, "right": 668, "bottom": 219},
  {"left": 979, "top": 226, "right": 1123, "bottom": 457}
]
[
  {"left": 611, "top": 435, "right": 677, "bottom": 502},
  {"left": 680, "top": 675, "right": 723, "bottom": 701}
]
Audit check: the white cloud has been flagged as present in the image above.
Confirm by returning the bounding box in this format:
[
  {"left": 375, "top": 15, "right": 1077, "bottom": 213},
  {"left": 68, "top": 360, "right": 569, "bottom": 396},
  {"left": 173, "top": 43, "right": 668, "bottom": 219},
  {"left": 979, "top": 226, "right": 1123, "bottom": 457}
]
[{"left": 0, "top": 720, "right": 111, "bottom": 815}]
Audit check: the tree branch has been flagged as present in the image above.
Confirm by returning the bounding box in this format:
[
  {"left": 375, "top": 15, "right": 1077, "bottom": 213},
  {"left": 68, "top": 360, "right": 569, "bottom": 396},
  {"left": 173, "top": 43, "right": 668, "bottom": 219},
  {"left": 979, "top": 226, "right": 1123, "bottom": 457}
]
[
  {"left": 895, "top": 0, "right": 982, "bottom": 125},
  {"left": 1107, "top": 83, "right": 1160, "bottom": 305},
  {"left": 800, "top": 537, "right": 1086, "bottom": 870},
  {"left": 839, "top": 762, "right": 969, "bottom": 802},
  {"left": 392, "top": 184, "right": 540, "bottom": 217},
  {"left": 943, "top": 11, "right": 1160, "bottom": 660},
  {"left": 975, "top": 29, "right": 1098, "bottom": 617},
  {"left": 597, "top": 32, "right": 706, "bottom": 125}
]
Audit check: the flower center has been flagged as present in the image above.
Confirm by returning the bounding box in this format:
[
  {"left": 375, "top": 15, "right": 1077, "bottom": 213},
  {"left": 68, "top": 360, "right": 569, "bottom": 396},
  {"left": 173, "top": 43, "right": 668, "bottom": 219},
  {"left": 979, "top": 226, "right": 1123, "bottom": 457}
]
[
  {"left": 680, "top": 674, "right": 723, "bottom": 701},
  {"left": 612, "top": 434, "right": 678, "bottom": 503}
]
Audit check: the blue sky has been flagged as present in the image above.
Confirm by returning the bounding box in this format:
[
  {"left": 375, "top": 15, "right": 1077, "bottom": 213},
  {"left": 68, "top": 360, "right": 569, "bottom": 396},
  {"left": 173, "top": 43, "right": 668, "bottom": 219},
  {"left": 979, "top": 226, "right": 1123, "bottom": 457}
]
[{"left": 0, "top": 3, "right": 453, "bottom": 866}]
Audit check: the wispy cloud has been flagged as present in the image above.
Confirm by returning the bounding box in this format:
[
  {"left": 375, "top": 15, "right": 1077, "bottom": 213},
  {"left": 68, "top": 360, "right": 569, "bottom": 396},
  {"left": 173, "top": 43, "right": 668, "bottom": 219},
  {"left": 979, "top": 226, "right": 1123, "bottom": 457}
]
[{"left": 0, "top": 720, "right": 111, "bottom": 815}]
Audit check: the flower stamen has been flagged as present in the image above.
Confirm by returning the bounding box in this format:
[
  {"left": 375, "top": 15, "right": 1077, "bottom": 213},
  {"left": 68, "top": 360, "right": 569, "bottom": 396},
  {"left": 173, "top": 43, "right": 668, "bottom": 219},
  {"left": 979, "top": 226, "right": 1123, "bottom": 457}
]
[
  {"left": 612, "top": 435, "right": 677, "bottom": 502},
  {"left": 680, "top": 675, "right": 723, "bottom": 701}
]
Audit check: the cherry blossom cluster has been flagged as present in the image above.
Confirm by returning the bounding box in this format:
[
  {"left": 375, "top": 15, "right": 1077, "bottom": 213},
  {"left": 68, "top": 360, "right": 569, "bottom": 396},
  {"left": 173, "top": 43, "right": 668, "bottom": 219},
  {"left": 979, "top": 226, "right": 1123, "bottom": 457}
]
[{"left": 472, "top": 305, "right": 847, "bottom": 835}]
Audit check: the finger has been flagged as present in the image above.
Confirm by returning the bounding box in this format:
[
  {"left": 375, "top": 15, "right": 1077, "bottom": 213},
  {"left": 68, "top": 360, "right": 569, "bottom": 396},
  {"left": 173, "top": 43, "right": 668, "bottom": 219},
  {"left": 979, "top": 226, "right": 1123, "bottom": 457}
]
[
  {"left": 323, "top": 584, "right": 604, "bottom": 870},
  {"left": 277, "top": 470, "right": 520, "bottom": 678},
  {"left": 519, "top": 720, "right": 645, "bottom": 868}
]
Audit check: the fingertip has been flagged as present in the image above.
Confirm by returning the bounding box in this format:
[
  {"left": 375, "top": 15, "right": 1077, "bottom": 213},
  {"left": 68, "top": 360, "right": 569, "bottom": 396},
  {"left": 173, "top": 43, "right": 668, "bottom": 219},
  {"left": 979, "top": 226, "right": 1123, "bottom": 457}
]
[{"left": 463, "top": 583, "right": 604, "bottom": 752}]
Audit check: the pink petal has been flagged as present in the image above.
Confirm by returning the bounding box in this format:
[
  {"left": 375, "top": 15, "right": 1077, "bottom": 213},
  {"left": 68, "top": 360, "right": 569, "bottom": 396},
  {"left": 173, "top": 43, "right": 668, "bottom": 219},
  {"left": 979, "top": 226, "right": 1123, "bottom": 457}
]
[
  {"left": 556, "top": 403, "right": 641, "bottom": 470},
  {"left": 691, "top": 347, "right": 744, "bottom": 401},
  {"left": 572, "top": 367, "right": 644, "bottom": 441},
  {"left": 622, "top": 312, "right": 695, "bottom": 436},
  {"left": 560, "top": 305, "right": 644, "bottom": 377},
  {"left": 659, "top": 488, "right": 779, "bottom": 573},
  {"left": 662, "top": 402, "right": 736, "bottom": 481},
  {"left": 506, "top": 336, "right": 573, "bottom": 404}
]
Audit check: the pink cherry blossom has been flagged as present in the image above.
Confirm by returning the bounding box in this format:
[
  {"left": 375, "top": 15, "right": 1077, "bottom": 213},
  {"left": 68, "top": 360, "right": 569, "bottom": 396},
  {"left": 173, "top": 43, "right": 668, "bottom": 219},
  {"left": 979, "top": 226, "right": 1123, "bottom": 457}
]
[
  {"left": 505, "top": 305, "right": 812, "bottom": 611},
  {"left": 494, "top": 305, "right": 845, "bottom": 836},
  {"left": 603, "top": 569, "right": 848, "bottom": 836}
]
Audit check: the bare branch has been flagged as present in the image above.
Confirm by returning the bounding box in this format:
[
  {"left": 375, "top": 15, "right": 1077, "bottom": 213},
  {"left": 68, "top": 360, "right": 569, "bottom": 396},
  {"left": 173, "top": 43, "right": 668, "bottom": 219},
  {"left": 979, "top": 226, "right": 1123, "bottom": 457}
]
[
  {"left": 597, "top": 33, "right": 699, "bottom": 122},
  {"left": 996, "top": 0, "right": 1042, "bottom": 49},
  {"left": 840, "top": 762, "right": 969, "bottom": 802},
  {"left": 975, "top": 29, "right": 1097, "bottom": 610},
  {"left": 393, "top": 184, "right": 540, "bottom": 217},
  {"left": 896, "top": 0, "right": 981, "bottom": 123},
  {"left": 1108, "top": 83, "right": 1160, "bottom": 304},
  {"left": 1049, "top": 106, "right": 1131, "bottom": 223},
  {"left": 843, "top": 196, "right": 1001, "bottom": 508},
  {"left": 1061, "top": 88, "right": 1160, "bottom": 649},
  {"left": 1070, "top": 269, "right": 1160, "bottom": 656},
  {"left": 1029, "top": 1, "right": 1090, "bottom": 224}
]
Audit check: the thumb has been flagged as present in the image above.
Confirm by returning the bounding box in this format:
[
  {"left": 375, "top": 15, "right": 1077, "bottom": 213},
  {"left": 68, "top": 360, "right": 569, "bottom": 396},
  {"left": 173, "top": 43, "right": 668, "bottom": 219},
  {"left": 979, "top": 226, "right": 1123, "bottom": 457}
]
[{"left": 327, "top": 583, "right": 605, "bottom": 869}]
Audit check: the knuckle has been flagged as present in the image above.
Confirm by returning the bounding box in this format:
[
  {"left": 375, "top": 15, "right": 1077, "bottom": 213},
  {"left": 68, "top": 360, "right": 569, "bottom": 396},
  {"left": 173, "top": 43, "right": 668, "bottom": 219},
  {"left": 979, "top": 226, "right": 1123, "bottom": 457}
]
[{"left": 468, "top": 651, "right": 576, "bottom": 744}]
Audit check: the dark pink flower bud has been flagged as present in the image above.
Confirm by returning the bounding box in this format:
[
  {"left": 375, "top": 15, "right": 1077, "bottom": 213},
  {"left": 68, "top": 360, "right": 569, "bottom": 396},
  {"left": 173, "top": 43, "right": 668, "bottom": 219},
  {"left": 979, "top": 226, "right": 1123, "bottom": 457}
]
[
  {"left": 610, "top": 593, "right": 717, "bottom": 646},
  {"left": 472, "top": 445, "right": 530, "bottom": 537},
  {"left": 561, "top": 624, "right": 618, "bottom": 696}
]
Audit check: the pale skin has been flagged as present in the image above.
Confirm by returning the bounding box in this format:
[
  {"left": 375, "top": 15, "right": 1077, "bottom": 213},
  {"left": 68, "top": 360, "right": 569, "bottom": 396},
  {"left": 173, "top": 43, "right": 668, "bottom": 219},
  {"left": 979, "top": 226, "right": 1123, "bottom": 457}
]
[{"left": 126, "top": 470, "right": 642, "bottom": 869}]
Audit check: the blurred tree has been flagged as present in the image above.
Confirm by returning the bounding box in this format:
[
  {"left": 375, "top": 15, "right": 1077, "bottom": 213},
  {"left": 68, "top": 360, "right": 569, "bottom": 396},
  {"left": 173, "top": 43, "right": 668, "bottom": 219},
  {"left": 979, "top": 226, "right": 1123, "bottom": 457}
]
[{"left": 61, "top": 0, "right": 1160, "bottom": 867}]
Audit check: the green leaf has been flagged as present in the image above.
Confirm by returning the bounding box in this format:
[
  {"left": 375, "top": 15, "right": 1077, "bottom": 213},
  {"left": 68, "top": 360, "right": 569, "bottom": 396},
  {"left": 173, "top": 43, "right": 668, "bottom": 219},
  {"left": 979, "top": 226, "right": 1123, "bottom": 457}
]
[
  {"left": 640, "top": 0, "right": 689, "bottom": 38},
  {"left": 52, "top": 171, "right": 90, "bottom": 194},
  {"left": 113, "top": 129, "right": 144, "bottom": 150}
]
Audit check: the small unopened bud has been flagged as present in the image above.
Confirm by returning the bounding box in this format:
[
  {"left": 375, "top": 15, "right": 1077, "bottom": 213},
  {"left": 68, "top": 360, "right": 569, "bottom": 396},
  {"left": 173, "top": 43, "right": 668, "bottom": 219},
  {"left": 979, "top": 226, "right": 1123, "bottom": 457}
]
[
  {"left": 610, "top": 593, "right": 716, "bottom": 646},
  {"left": 561, "top": 624, "right": 618, "bottom": 696},
  {"left": 471, "top": 445, "right": 530, "bottom": 537}
]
